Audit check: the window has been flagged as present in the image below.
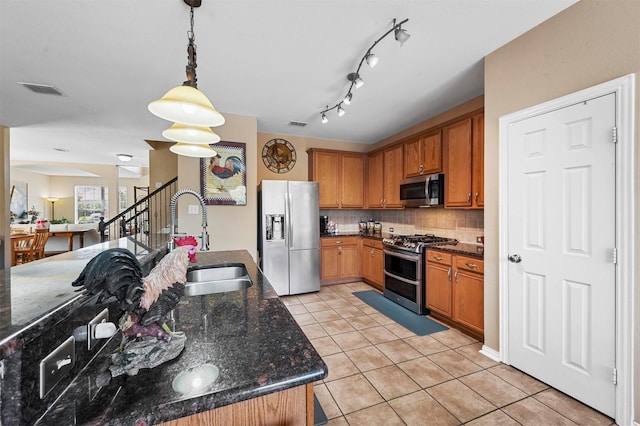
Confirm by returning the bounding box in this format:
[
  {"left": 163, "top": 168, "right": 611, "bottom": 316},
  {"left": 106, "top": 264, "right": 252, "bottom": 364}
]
[
  {"left": 75, "top": 185, "right": 108, "bottom": 223},
  {"left": 119, "top": 186, "right": 127, "bottom": 212}
]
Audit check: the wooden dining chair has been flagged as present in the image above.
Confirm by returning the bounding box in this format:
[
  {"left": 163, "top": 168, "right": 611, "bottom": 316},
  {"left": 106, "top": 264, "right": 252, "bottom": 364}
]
[{"left": 14, "top": 228, "right": 49, "bottom": 264}]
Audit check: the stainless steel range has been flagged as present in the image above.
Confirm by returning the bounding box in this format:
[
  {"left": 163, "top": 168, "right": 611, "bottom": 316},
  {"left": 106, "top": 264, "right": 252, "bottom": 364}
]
[{"left": 382, "top": 234, "right": 457, "bottom": 314}]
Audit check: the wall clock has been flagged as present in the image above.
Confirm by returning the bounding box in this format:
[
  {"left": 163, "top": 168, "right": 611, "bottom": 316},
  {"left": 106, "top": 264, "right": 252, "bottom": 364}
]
[{"left": 262, "top": 138, "right": 296, "bottom": 173}]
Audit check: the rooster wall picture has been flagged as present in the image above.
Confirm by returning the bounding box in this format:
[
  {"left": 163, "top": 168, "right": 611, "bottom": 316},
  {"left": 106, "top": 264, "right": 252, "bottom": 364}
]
[{"left": 72, "top": 236, "right": 198, "bottom": 376}]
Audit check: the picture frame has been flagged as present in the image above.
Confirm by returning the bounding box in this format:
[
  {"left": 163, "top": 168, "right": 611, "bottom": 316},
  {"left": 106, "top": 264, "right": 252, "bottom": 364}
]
[
  {"left": 200, "top": 141, "right": 247, "bottom": 206},
  {"left": 10, "top": 181, "right": 28, "bottom": 222}
]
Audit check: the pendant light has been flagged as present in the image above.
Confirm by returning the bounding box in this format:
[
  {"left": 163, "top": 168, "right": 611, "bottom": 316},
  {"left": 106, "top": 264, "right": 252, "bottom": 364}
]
[
  {"left": 162, "top": 123, "right": 221, "bottom": 144},
  {"left": 148, "top": 0, "right": 225, "bottom": 133},
  {"left": 169, "top": 142, "right": 218, "bottom": 158}
]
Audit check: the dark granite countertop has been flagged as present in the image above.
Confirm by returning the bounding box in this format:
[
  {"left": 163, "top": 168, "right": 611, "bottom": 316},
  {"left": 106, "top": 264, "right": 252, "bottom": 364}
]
[
  {"left": 320, "top": 232, "right": 387, "bottom": 240},
  {"left": 37, "top": 250, "right": 327, "bottom": 425},
  {"left": 428, "top": 242, "right": 484, "bottom": 259}
]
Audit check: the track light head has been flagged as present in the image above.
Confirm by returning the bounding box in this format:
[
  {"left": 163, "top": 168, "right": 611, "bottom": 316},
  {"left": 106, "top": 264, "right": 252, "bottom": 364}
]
[
  {"left": 343, "top": 92, "right": 353, "bottom": 105},
  {"left": 347, "top": 72, "right": 364, "bottom": 89},
  {"left": 394, "top": 20, "right": 410, "bottom": 46},
  {"left": 321, "top": 112, "right": 328, "bottom": 124},
  {"left": 337, "top": 105, "right": 346, "bottom": 117},
  {"left": 365, "top": 52, "right": 379, "bottom": 68}
]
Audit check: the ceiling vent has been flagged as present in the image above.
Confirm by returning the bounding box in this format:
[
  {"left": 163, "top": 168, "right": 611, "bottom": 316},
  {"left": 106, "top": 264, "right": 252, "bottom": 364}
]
[
  {"left": 288, "top": 120, "right": 307, "bottom": 127},
  {"left": 18, "top": 82, "right": 64, "bottom": 96}
]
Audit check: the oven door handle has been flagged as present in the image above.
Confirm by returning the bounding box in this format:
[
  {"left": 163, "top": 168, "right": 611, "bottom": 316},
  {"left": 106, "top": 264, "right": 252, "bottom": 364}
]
[
  {"left": 384, "top": 270, "right": 420, "bottom": 286},
  {"left": 383, "top": 249, "right": 420, "bottom": 262}
]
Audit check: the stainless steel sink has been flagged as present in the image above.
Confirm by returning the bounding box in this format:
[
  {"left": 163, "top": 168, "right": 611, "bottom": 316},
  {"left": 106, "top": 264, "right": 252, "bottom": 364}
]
[{"left": 184, "top": 263, "right": 253, "bottom": 296}]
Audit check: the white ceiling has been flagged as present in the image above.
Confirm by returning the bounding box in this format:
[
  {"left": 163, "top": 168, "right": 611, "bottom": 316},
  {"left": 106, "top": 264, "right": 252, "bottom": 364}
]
[{"left": 1, "top": 0, "right": 577, "bottom": 172}]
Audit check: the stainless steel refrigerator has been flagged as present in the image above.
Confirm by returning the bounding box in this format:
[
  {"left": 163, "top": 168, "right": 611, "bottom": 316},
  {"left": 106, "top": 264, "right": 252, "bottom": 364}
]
[{"left": 258, "top": 180, "right": 320, "bottom": 296}]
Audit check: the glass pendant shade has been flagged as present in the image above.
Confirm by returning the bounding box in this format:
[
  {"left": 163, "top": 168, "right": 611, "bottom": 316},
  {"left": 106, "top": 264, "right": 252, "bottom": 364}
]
[
  {"left": 169, "top": 142, "right": 218, "bottom": 158},
  {"left": 148, "top": 85, "right": 226, "bottom": 127},
  {"left": 162, "top": 123, "right": 221, "bottom": 144}
]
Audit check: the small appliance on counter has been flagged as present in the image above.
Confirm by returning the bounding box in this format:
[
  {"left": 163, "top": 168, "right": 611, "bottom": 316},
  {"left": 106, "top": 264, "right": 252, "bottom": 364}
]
[{"left": 320, "top": 215, "right": 329, "bottom": 234}]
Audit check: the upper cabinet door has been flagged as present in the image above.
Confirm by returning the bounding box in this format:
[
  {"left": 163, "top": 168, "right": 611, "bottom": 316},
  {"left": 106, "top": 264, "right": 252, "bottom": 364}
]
[
  {"left": 367, "top": 151, "right": 384, "bottom": 208},
  {"left": 383, "top": 144, "right": 404, "bottom": 208},
  {"left": 340, "top": 153, "right": 365, "bottom": 208},
  {"left": 422, "top": 130, "right": 442, "bottom": 175},
  {"left": 311, "top": 150, "right": 340, "bottom": 208},
  {"left": 308, "top": 149, "right": 365, "bottom": 209},
  {"left": 443, "top": 118, "right": 473, "bottom": 207},
  {"left": 471, "top": 113, "right": 484, "bottom": 208},
  {"left": 404, "top": 137, "right": 423, "bottom": 178}
]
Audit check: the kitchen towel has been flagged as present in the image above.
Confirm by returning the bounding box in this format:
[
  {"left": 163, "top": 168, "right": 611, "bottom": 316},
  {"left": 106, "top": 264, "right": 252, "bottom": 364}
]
[{"left": 353, "top": 290, "right": 448, "bottom": 336}]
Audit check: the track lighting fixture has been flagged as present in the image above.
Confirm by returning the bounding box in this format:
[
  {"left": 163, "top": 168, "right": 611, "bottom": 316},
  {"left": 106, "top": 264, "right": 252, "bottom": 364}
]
[{"left": 319, "top": 18, "right": 409, "bottom": 123}]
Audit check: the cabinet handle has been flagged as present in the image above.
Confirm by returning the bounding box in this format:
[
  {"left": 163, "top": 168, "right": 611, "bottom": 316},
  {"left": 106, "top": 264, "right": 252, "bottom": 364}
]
[
  {"left": 467, "top": 193, "right": 472, "bottom": 203},
  {"left": 380, "top": 198, "right": 384, "bottom": 206},
  {"left": 454, "top": 270, "right": 459, "bottom": 283},
  {"left": 419, "top": 165, "right": 423, "bottom": 174},
  {"left": 434, "top": 255, "right": 443, "bottom": 261},
  {"left": 370, "top": 249, "right": 375, "bottom": 257},
  {"left": 465, "top": 262, "right": 478, "bottom": 269},
  {"left": 336, "top": 240, "right": 342, "bottom": 244},
  {"left": 475, "top": 192, "right": 479, "bottom": 203},
  {"left": 383, "top": 198, "right": 386, "bottom": 206},
  {"left": 447, "top": 268, "right": 451, "bottom": 281},
  {"left": 338, "top": 247, "right": 342, "bottom": 255}
]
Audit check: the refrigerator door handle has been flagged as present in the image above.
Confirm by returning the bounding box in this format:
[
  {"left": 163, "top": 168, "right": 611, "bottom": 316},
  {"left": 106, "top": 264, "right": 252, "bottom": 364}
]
[{"left": 285, "top": 191, "right": 291, "bottom": 248}]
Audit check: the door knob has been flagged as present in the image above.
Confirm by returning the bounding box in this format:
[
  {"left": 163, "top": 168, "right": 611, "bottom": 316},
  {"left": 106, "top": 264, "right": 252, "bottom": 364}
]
[{"left": 508, "top": 254, "right": 522, "bottom": 263}]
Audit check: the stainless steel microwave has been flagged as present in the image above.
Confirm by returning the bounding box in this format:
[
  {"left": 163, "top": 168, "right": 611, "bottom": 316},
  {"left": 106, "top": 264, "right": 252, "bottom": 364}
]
[{"left": 399, "top": 173, "right": 444, "bottom": 207}]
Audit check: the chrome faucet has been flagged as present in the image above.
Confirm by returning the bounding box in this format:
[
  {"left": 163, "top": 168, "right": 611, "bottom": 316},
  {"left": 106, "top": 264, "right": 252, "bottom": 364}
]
[{"left": 169, "top": 189, "right": 209, "bottom": 252}]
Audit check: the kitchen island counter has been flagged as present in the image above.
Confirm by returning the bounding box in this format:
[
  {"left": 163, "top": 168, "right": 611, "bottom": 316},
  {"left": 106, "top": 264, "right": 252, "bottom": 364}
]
[{"left": 37, "top": 250, "right": 327, "bottom": 425}]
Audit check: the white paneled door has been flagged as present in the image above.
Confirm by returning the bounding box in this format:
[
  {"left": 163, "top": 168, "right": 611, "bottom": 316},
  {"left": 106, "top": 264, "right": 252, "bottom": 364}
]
[{"left": 507, "top": 93, "right": 616, "bottom": 416}]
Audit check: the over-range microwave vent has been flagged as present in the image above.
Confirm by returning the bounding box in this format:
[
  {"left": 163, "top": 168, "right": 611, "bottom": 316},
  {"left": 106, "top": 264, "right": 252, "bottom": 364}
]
[
  {"left": 288, "top": 120, "right": 308, "bottom": 127},
  {"left": 18, "top": 82, "right": 64, "bottom": 96}
]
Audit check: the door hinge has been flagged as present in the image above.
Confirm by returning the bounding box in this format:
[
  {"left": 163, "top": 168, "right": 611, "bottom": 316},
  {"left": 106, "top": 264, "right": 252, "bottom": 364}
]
[
  {"left": 612, "top": 127, "right": 618, "bottom": 143},
  {"left": 611, "top": 248, "right": 617, "bottom": 264},
  {"left": 612, "top": 367, "right": 617, "bottom": 385}
]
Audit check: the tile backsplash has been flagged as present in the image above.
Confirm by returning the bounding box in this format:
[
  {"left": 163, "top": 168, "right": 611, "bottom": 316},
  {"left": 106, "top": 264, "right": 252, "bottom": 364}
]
[{"left": 320, "top": 208, "right": 483, "bottom": 244}]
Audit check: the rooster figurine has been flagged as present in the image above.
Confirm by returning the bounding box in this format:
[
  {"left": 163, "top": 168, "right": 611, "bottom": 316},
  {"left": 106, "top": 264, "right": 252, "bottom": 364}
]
[{"left": 72, "top": 236, "right": 198, "bottom": 376}]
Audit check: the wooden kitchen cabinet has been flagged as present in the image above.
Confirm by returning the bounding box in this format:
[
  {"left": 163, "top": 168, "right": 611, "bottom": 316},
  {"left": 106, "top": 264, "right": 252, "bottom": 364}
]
[
  {"left": 360, "top": 238, "right": 384, "bottom": 291},
  {"left": 426, "top": 249, "right": 484, "bottom": 339},
  {"left": 443, "top": 112, "right": 484, "bottom": 208},
  {"left": 367, "top": 144, "right": 404, "bottom": 208},
  {"left": 308, "top": 149, "right": 365, "bottom": 209},
  {"left": 321, "top": 237, "right": 359, "bottom": 284},
  {"left": 425, "top": 250, "right": 453, "bottom": 317},
  {"left": 452, "top": 255, "right": 484, "bottom": 335},
  {"left": 404, "top": 130, "right": 442, "bottom": 178}
]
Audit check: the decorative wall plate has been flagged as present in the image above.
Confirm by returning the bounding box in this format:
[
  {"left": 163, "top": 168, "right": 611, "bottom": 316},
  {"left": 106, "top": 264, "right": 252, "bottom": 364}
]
[{"left": 262, "top": 138, "right": 296, "bottom": 173}]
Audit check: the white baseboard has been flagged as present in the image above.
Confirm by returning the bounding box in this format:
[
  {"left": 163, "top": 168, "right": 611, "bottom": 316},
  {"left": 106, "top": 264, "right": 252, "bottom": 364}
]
[{"left": 480, "top": 345, "right": 501, "bottom": 362}]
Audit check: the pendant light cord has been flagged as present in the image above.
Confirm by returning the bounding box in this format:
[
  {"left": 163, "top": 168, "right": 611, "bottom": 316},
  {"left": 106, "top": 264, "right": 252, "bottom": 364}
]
[{"left": 184, "top": 5, "right": 198, "bottom": 88}]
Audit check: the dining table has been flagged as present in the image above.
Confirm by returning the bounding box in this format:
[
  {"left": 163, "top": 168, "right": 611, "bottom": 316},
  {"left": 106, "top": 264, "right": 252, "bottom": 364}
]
[{"left": 10, "top": 233, "right": 35, "bottom": 266}]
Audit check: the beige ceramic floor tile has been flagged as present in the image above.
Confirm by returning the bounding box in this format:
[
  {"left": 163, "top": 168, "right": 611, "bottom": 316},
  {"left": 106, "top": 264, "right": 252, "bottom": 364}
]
[
  {"left": 427, "top": 380, "right": 496, "bottom": 423},
  {"left": 375, "top": 339, "right": 422, "bottom": 363},
  {"left": 533, "top": 388, "right": 613, "bottom": 425},
  {"left": 384, "top": 322, "right": 416, "bottom": 338},
  {"left": 488, "top": 364, "right": 549, "bottom": 395},
  {"left": 397, "top": 356, "right": 453, "bottom": 388},
  {"left": 388, "top": 390, "right": 459, "bottom": 426},
  {"left": 310, "top": 336, "right": 342, "bottom": 356},
  {"left": 502, "top": 397, "right": 577, "bottom": 425},
  {"left": 428, "top": 349, "right": 484, "bottom": 377},
  {"left": 296, "top": 293, "right": 324, "bottom": 304},
  {"left": 455, "top": 342, "right": 500, "bottom": 369},
  {"left": 303, "top": 300, "right": 332, "bottom": 313},
  {"left": 322, "top": 352, "right": 360, "bottom": 382},
  {"left": 363, "top": 365, "right": 420, "bottom": 400},
  {"left": 369, "top": 312, "right": 396, "bottom": 326},
  {"left": 465, "top": 410, "right": 521, "bottom": 425},
  {"left": 299, "top": 323, "right": 328, "bottom": 339},
  {"left": 346, "top": 346, "right": 393, "bottom": 372},
  {"left": 314, "top": 383, "right": 342, "bottom": 419},
  {"left": 404, "top": 334, "right": 449, "bottom": 356},
  {"left": 431, "top": 328, "right": 478, "bottom": 348},
  {"left": 331, "top": 331, "right": 372, "bottom": 351},
  {"left": 321, "top": 319, "right": 356, "bottom": 335},
  {"left": 322, "top": 297, "right": 354, "bottom": 308},
  {"left": 359, "top": 325, "right": 399, "bottom": 345},
  {"left": 334, "top": 305, "right": 365, "bottom": 319},
  {"left": 311, "top": 309, "right": 343, "bottom": 323},
  {"left": 347, "top": 282, "right": 375, "bottom": 292},
  {"left": 280, "top": 296, "right": 301, "bottom": 306},
  {"left": 347, "top": 315, "right": 378, "bottom": 330},
  {"left": 344, "top": 402, "right": 405, "bottom": 426},
  {"left": 459, "top": 370, "right": 528, "bottom": 407},
  {"left": 292, "top": 313, "right": 317, "bottom": 326},
  {"left": 325, "top": 374, "right": 384, "bottom": 414},
  {"left": 286, "top": 303, "right": 308, "bottom": 315}
]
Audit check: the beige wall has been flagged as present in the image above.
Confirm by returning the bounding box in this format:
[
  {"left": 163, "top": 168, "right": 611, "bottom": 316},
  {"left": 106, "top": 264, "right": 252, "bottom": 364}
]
[
  {"left": 148, "top": 141, "right": 178, "bottom": 190},
  {"left": 485, "top": 0, "right": 639, "bottom": 420},
  {"left": 1, "top": 127, "right": 9, "bottom": 269},
  {"left": 256, "top": 132, "right": 369, "bottom": 183},
  {"left": 176, "top": 113, "right": 259, "bottom": 259}
]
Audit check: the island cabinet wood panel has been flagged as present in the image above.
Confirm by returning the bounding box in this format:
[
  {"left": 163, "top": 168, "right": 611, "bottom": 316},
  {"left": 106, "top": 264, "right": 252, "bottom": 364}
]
[
  {"left": 443, "top": 112, "right": 484, "bottom": 208},
  {"left": 159, "top": 383, "right": 312, "bottom": 426},
  {"left": 321, "top": 237, "right": 359, "bottom": 284},
  {"left": 360, "top": 238, "right": 384, "bottom": 291},
  {"left": 367, "top": 144, "right": 404, "bottom": 208},
  {"left": 425, "top": 250, "right": 453, "bottom": 317},
  {"left": 307, "top": 149, "right": 365, "bottom": 209},
  {"left": 404, "top": 130, "right": 442, "bottom": 178}
]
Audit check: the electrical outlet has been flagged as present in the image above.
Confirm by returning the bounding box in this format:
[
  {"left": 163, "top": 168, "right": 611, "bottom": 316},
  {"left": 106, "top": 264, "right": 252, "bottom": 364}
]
[
  {"left": 477, "top": 236, "right": 482, "bottom": 243},
  {"left": 87, "top": 308, "right": 109, "bottom": 351},
  {"left": 188, "top": 204, "right": 199, "bottom": 214},
  {"left": 40, "top": 336, "right": 75, "bottom": 399}
]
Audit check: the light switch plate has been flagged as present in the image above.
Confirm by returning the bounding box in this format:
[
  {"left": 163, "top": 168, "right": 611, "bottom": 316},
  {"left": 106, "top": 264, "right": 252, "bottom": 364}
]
[
  {"left": 188, "top": 204, "right": 199, "bottom": 214},
  {"left": 40, "top": 336, "right": 75, "bottom": 399},
  {"left": 88, "top": 308, "right": 109, "bottom": 351}
]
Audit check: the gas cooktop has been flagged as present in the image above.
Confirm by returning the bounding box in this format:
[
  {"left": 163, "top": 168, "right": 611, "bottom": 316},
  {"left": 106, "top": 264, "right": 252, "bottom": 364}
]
[{"left": 382, "top": 234, "right": 458, "bottom": 253}]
